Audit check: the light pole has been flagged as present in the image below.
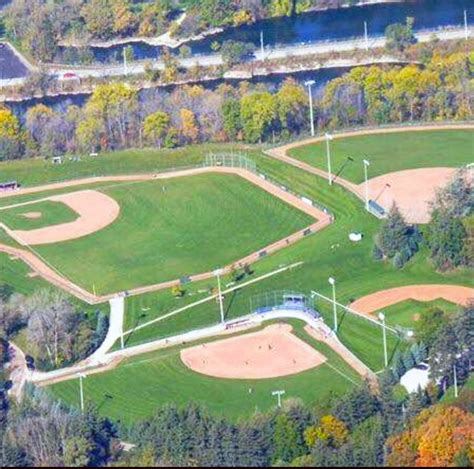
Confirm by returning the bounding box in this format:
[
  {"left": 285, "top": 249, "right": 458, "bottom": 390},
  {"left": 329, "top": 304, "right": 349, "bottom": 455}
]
[
  {"left": 378, "top": 312, "right": 388, "bottom": 368},
  {"left": 364, "top": 21, "right": 369, "bottom": 51},
  {"left": 328, "top": 277, "right": 337, "bottom": 332},
  {"left": 464, "top": 10, "right": 469, "bottom": 41},
  {"left": 122, "top": 47, "right": 128, "bottom": 75},
  {"left": 304, "top": 80, "right": 316, "bottom": 137},
  {"left": 260, "top": 30, "right": 265, "bottom": 60},
  {"left": 213, "top": 268, "right": 225, "bottom": 323},
  {"left": 453, "top": 363, "right": 458, "bottom": 398},
  {"left": 77, "top": 372, "right": 87, "bottom": 412},
  {"left": 363, "top": 159, "right": 370, "bottom": 211},
  {"left": 325, "top": 133, "right": 333, "bottom": 185},
  {"left": 272, "top": 390, "right": 285, "bottom": 408}
]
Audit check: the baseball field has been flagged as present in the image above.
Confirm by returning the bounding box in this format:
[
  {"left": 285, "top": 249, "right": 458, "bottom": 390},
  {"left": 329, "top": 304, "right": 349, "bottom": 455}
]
[{"left": 0, "top": 126, "right": 472, "bottom": 423}]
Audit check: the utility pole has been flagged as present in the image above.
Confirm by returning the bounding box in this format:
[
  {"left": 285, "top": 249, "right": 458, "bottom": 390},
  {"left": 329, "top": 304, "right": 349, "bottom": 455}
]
[
  {"left": 272, "top": 390, "right": 285, "bottom": 408},
  {"left": 378, "top": 312, "right": 388, "bottom": 368},
  {"left": 364, "top": 21, "right": 369, "bottom": 51},
  {"left": 260, "top": 30, "right": 265, "bottom": 60},
  {"left": 464, "top": 10, "right": 469, "bottom": 41},
  {"left": 304, "top": 80, "right": 315, "bottom": 137},
  {"left": 123, "top": 47, "right": 128, "bottom": 75},
  {"left": 453, "top": 364, "right": 458, "bottom": 398},
  {"left": 328, "top": 277, "right": 337, "bottom": 332},
  {"left": 363, "top": 159, "right": 370, "bottom": 211},
  {"left": 325, "top": 133, "right": 333, "bottom": 185}
]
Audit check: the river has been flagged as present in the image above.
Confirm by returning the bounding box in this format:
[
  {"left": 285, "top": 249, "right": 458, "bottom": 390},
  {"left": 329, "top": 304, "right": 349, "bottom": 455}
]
[{"left": 62, "top": 0, "right": 473, "bottom": 64}]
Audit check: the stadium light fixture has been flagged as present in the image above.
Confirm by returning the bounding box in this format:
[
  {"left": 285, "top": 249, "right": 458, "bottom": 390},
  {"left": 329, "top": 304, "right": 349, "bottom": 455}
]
[
  {"left": 378, "top": 312, "right": 388, "bottom": 368},
  {"left": 304, "top": 80, "right": 316, "bottom": 137},
  {"left": 213, "top": 269, "right": 225, "bottom": 323},
  {"left": 272, "top": 390, "right": 285, "bottom": 408},
  {"left": 328, "top": 277, "right": 338, "bottom": 332},
  {"left": 363, "top": 158, "right": 370, "bottom": 211},
  {"left": 325, "top": 133, "right": 334, "bottom": 185},
  {"left": 77, "top": 372, "right": 87, "bottom": 412}
]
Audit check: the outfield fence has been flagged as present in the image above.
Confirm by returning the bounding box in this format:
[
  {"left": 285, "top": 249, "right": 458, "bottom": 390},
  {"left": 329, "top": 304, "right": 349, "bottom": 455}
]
[{"left": 205, "top": 151, "right": 257, "bottom": 173}]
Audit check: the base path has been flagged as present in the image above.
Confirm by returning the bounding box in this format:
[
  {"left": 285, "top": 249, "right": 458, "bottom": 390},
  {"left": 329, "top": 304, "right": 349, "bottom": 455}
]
[
  {"left": 0, "top": 166, "right": 332, "bottom": 304},
  {"left": 350, "top": 284, "right": 474, "bottom": 315},
  {"left": 266, "top": 123, "right": 474, "bottom": 223},
  {"left": 181, "top": 323, "right": 326, "bottom": 380}
]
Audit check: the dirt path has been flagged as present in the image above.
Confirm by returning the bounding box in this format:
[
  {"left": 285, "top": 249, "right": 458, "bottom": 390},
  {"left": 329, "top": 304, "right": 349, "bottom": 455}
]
[
  {"left": 0, "top": 166, "right": 332, "bottom": 304},
  {"left": 6, "top": 342, "right": 28, "bottom": 402},
  {"left": 265, "top": 123, "right": 474, "bottom": 221},
  {"left": 350, "top": 284, "right": 474, "bottom": 316}
]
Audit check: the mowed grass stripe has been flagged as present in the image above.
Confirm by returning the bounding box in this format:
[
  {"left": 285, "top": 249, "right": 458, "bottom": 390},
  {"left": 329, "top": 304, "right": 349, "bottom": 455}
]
[
  {"left": 33, "top": 173, "right": 313, "bottom": 294},
  {"left": 289, "top": 130, "right": 474, "bottom": 183}
]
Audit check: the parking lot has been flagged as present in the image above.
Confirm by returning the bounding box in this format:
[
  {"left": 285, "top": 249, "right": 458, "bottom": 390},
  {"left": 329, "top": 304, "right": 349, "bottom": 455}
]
[{"left": 0, "top": 43, "right": 29, "bottom": 79}]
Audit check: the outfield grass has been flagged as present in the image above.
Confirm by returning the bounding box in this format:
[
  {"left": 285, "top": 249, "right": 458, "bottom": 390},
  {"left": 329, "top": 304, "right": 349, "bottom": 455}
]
[
  {"left": 288, "top": 130, "right": 473, "bottom": 183},
  {"left": 0, "top": 200, "right": 78, "bottom": 230},
  {"left": 32, "top": 173, "right": 312, "bottom": 294},
  {"left": 49, "top": 320, "right": 360, "bottom": 424},
  {"left": 381, "top": 298, "right": 460, "bottom": 329}
]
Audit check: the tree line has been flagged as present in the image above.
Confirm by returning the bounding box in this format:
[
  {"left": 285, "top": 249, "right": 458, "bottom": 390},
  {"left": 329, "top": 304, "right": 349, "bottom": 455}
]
[{"left": 0, "top": 49, "right": 471, "bottom": 161}]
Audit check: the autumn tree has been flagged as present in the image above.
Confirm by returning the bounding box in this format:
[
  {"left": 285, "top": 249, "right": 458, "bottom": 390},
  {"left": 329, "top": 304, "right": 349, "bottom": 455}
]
[
  {"left": 180, "top": 108, "right": 199, "bottom": 143},
  {"left": 240, "top": 92, "right": 277, "bottom": 143},
  {"left": 143, "top": 111, "right": 170, "bottom": 148}
]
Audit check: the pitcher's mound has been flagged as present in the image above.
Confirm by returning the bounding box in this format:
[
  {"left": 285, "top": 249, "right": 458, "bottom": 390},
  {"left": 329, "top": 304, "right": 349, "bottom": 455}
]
[{"left": 180, "top": 323, "right": 326, "bottom": 380}]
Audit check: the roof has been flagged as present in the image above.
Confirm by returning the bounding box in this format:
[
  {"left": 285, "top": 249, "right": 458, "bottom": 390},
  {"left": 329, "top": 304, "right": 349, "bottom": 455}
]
[{"left": 400, "top": 365, "right": 430, "bottom": 393}]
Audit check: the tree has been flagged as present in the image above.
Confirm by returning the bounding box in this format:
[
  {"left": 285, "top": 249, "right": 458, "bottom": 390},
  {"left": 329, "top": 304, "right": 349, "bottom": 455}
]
[
  {"left": 143, "top": 111, "right": 170, "bottom": 148},
  {"left": 220, "top": 40, "right": 254, "bottom": 66},
  {"left": 276, "top": 79, "right": 308, "bottom": 136},
  {"left": 305, "top": 415, "right": 349, "bottom": 449},
  {"left": 222, "top": 98, "right": 242, "bottom": 140},
  {"left": 180, "top": 108, "right": 199, "bottom": 143},
  {"left": 81, "top": 0, "right": 115, "bottom": 39},
  {"left": 272, "top": 414, "right": 304, "bottom": 464},
  {"left": 385, "top": 17, "right": 417, "bottom": 52},
  {"left": 0, "top": 107, "right": 20, "bottom": 139},
  {"left": 240, "top": 92, "right": 277, "bottom": 143},
  {"left": 375, "top": 203, "right": 420, "bottom": 267}
]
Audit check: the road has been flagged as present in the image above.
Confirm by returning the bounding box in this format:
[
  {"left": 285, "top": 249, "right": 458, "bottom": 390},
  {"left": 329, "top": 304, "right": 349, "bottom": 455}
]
[{"left": 2, "top": 26, "right": 469, "bottom": 87}]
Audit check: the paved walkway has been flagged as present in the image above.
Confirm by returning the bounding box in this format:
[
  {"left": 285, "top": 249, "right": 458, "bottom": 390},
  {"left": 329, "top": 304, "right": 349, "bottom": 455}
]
[{"left": 32, "top": 309, "right": 376, "bottom": 387}]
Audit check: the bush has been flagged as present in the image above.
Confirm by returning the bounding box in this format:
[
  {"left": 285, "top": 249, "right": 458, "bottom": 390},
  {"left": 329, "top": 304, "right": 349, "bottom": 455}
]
[
  {"left": 372, "top": 244, "right": 383, "bottom": 260},
  {"left": 392, "top": 252, "right": 404, "bottom": 269}
]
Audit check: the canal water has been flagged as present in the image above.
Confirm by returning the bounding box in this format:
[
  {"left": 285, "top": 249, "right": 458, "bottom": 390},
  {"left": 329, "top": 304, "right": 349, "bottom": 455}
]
[
  {"left": 73, "top": 0, "right": 473, "bottom": 64},
  {"left": 5, "top": 66, "right": 353, "bottom": 120}
]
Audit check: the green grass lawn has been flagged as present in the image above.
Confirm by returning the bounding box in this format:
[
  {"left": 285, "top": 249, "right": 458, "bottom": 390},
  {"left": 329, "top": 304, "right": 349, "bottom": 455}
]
[
  {"left": 32, "top": 173, "right": 312, "bottom": 294},
  {"left": 381, "top": 298, "right": 460, "bottom": 329},
  {"left": 0, "top": 200, "right": 78, "bottom": 230},
  {"left": 0, "top": 132, "right": 471, "bottom": 421},
  {"left": 288, "top": 130, "right": 474, "bottom": 183},
  {"left": 49, "top": 320, "right": 360, "bottom": 424}
]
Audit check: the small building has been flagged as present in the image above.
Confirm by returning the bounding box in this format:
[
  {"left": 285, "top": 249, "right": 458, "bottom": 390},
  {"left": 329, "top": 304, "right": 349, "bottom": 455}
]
[
  {"left": 0, "top": 180, "right": 19, "bottom": 192},
  {"left": 400, "top": 364, "right": 430, "bottom": 393}
]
